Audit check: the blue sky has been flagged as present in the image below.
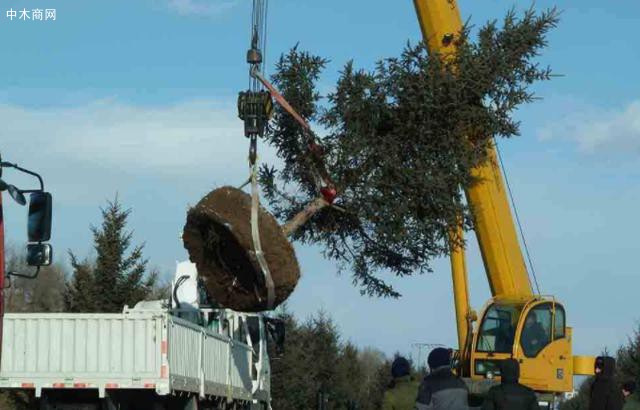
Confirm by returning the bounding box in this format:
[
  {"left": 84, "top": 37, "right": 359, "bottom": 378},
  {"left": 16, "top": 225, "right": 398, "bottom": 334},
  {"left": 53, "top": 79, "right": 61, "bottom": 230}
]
[{"left": 2, "top": 0, "right": 640, "bottom": 369}]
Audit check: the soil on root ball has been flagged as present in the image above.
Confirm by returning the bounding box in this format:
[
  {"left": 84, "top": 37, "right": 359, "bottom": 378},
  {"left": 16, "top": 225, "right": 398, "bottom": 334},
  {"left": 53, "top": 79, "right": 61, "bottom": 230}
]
[{"left": 182, "top": 186, "right": 300, "bottom": 312}]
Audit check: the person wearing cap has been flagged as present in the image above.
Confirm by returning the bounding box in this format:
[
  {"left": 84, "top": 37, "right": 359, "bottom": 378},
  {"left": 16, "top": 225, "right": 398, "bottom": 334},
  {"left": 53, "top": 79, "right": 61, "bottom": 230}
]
[
  {"left": 589, "top": 356, "right": 623, "bottom": 410},
  {"left": 383, "top": 356, "right": 420, "bottom": 410},
  {"left": 622, "top": 381, "right": 640, "bottom": 410},
  {"left": 481, "top": 359, "right": 539, "bottom": 410},
  {"left": 415, "top": 347, "right": 469, "bottom": 410}
]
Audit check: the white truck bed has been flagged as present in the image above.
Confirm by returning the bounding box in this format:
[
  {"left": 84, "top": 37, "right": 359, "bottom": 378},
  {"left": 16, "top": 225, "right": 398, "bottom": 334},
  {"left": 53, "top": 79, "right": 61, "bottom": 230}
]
[{"left": 0, "top": 308, "right": 268, "bottom": 405}]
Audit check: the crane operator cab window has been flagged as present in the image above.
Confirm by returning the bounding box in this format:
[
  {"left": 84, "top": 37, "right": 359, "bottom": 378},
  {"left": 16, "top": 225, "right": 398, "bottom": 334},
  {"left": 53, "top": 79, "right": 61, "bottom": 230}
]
[
  {"left": 520, "top": 304, "right": 554, "bottom": 357},
  {"left": 477, "top": 304, "right": 521, "bottom": 354}
]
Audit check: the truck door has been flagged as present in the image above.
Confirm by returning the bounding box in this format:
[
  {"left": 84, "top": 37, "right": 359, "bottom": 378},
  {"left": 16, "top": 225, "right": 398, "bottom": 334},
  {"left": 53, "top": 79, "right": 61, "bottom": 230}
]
[{"left": 246, "top": 316, "right": 262, "bottom": 380}]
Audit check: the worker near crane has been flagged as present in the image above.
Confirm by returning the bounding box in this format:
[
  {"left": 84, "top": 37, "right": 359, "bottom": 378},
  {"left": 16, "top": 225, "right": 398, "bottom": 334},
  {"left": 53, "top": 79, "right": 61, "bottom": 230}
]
[
  {"left": 415, "top": 347, "right": 469, "bottom": 410},
  {"left": 382, "top": 356, "right": 419, "bottom": 410},
  {"left": 622, "top": 381, "right": 640, "bottom": 410},
  {"left": 481, "top": 359, "right": 539, "bottom": 410},
  {"left": 589, "top": 356, "right": 624, "bottom": 410}
]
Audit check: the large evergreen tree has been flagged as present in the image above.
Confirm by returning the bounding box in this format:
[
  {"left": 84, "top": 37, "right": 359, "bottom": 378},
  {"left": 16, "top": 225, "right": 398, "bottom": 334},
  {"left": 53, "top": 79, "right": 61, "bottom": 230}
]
[
  {"left": 617, "top": 325, "right": 640, "bottom": 385},
  {"left": 64, "top": 253, "right": 96, "bottom": 313},
  {"left": 269, "top": 311, "right": 315, "bottom": 410},
  {"left": 334, "top": 342, "right": 364, "bottom": 407},
  {"left": 258, "top": 8, "right": 559, "bottom": 297},
  {"left": 270, "top": 309, "right": 389, "bottom": 409},
  {"left": 65, "top": 197, "right": 156, "bottom": 313}
]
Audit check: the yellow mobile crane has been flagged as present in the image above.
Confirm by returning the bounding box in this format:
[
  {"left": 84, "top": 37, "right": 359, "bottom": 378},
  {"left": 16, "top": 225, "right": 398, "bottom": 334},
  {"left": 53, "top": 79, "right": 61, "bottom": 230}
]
[{"left": 413, "top": 0, "right": 594, "bottom": 397}]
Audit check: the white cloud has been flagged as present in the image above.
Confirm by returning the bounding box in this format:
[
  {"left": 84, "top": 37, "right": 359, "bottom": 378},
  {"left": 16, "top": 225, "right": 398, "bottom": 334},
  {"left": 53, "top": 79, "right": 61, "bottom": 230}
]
[
  {"left": 0, "top": 99, "right": 277, "bottom": 203},
  {"left": 538, "top": 99, "right": 640, "bottom": 155},
  {"left": 166, "top": 0, "right": 238, "bottom": 17}
]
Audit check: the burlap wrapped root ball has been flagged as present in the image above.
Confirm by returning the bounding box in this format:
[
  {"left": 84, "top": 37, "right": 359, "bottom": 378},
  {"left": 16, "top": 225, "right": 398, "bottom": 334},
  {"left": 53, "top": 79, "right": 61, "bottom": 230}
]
[{"left": 182, "top": 186, "right": 300, "bottom": 312}]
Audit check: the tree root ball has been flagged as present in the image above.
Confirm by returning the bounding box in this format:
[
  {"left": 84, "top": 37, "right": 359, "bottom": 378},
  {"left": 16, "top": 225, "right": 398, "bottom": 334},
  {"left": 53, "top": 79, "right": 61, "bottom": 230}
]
[{"left": 182, "top": 186, "right": 300, "bottom": 312}]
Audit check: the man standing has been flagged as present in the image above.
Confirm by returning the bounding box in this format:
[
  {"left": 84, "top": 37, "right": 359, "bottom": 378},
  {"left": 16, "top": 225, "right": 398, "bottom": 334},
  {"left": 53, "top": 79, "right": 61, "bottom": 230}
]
[
  {"left": 589, "top": 356, "right": 623, "bottom": 410},
  {"left": 415, "top": 347, "right": 468, "bottom": 410},
  {"left": 622, "top": 381, "right": 640, "bottom": 410},
  {"left": 382, "top": 356, "right": 420, "bottom": 410},
  {"left": 481, "top": 359, "right": 539, "bottom": 410}
]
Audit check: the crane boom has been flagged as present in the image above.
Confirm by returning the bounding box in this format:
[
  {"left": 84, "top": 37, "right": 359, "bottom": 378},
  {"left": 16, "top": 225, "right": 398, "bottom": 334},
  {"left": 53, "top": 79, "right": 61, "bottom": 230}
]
[
  {"left": 413, "top": 0, "right": 532, "bottom": 301},
  {"left": 412, "top": 1, "right": 596, "bottom": 397}
]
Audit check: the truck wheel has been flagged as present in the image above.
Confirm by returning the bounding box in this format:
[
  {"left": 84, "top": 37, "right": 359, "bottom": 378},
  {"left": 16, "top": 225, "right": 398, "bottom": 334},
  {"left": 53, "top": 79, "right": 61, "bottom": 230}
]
[
  {"left": 101, "top": 396, "right": 117, "bottom": 410},
  {"left": 38, "top": 395, "right": 50, "bottom": 410},
  {"left": 186, "top": 396, "right": 199, "bottom": 410},
  {"left": 166, "top": 395, "right": 198, "bottom": 410}
]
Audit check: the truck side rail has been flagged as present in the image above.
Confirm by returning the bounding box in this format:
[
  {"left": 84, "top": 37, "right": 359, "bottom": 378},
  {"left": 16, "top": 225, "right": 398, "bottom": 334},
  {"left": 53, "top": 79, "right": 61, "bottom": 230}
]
[
  {"left": 167, "top": 315, "right": 254, "bottom": 401},
  {"left": 0, "top": 312, "right": 165, "bottom": 397}
]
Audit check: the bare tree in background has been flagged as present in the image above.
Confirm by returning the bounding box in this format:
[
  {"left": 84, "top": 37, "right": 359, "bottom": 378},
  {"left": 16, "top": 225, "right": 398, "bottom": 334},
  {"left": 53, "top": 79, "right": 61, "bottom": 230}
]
[{"left": 3, "top": 244, "right": 66, "bottom": 313}]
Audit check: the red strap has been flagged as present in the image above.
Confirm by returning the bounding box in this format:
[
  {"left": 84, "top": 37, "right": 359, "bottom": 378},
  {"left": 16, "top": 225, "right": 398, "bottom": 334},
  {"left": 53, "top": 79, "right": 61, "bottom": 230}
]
[
  {"left": 252, "top": 69, "right": 312, "bottom": 133},
  {"left": 251, "top": 68, "right": 337, "bottom": 194}
]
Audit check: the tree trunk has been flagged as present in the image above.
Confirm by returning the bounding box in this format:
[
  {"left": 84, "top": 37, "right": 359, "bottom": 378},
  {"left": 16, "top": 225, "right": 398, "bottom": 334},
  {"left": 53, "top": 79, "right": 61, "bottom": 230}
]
[{"left": 282, "top": 197, "right": 329, "bottom": 237}]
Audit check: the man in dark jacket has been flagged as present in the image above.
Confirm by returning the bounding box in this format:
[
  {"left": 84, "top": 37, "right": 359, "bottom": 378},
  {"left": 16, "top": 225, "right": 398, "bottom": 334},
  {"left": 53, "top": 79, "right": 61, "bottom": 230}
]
[
  {"left": 589, "top": 356, "right": 624, "bottom": 410},
  {"left": 415, "top": 347, "right": 469, "bottom": 409},
  {"left": 382, "top": 356, "right": 420, "bottom": 409},
  {"left": 481, "top": 359, "right": 539, "bottom": 410},
  {"left": 622, "top": 381, "right": 640, "bottom": 410}
]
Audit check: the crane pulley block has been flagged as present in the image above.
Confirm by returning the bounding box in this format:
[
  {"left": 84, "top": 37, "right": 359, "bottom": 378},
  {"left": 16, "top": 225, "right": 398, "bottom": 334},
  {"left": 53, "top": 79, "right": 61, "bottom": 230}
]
[
  {"left": 237, "top": 90, "right": 273, "bottom": 137},
  {"left": 247, "top": 47, "right": 263, "bottom": 65}
]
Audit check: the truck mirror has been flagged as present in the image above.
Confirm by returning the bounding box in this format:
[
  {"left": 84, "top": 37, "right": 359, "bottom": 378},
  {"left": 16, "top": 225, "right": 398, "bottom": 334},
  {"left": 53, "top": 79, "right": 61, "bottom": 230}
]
[
  {"left": 28, "top": 192, "right": 52, "bottom": 242},
  {"left": 26, "top": 243, "right": 52, "bottom": 267},
  {"left": 0, "top": 178, "right": 27, "bottom": 206},
  {"left": 9, "top": 185, "right": 26, "bottom": 206}
]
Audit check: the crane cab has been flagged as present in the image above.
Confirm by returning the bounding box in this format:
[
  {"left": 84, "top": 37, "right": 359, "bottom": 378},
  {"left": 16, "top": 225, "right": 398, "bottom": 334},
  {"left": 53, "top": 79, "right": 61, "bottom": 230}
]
[{"left": 470, "top": 297, "right": 573, "bottom": 393}]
